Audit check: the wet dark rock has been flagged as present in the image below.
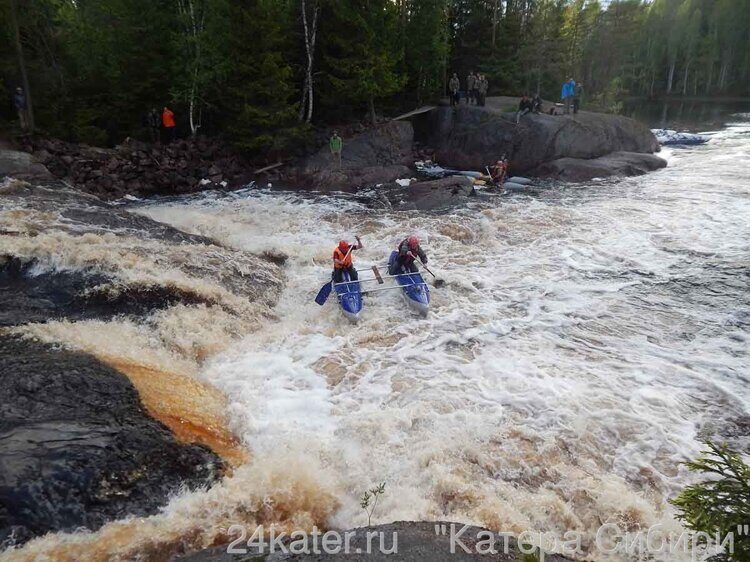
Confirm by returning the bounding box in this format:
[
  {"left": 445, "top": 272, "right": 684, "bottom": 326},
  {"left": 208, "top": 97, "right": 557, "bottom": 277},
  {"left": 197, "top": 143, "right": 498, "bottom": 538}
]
[
  {"left": 0, "top": 334, "right": 223, "bottom": 548},
  {"left": 0, "top": 182, "right": 212, "bottom": 245},
  {"left": 531, "top": 151, "right": 667, "bottom": 182},
  {"left": 284, "top": 121, "right": 414, "bottom": 190},
  {"left": 427, "top": 98, "right": 660, "bottom": 179},
  {"left": 407, "top": 176, "right": 475, "bottom": 210},
  {"left": 174, "top": 521, "right": 574, "bottom": 561},
  {"left": 0, "top": 256, "right": 211, "bottom": 327}
]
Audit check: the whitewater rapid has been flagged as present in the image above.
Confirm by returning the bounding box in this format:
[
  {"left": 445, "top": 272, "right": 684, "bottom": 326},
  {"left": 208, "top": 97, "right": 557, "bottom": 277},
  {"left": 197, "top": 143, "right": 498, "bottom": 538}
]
[{"left": 4, "top": 119, "right": 748, "bottom": 561}]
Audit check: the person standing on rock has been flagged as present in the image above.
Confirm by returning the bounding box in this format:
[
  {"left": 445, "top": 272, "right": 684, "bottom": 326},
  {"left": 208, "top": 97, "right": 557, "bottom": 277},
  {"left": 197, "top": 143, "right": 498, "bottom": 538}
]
[
  {"left": 448, "top": 73, "right": 460, "bottom": 106},
  {"left": 330, "top": 131, "right": 343, "bottom": 169},
  {"left": 466, "top": 72, "right": 476, "bottom": 104},
  {"left": 13, "top": 87, "right": 28, "bottom": 132},
  {"left": 573, "top": 82, "right": 584, "bottom": 114},
  {"left": 162, "top": 106, "right": 176, "bottom": 144},
  {"left": 477, "top": 75, "right": 488, "bottom": 107},
  {"left": 561, "top": 78, "right": 575, "bottom": 114},
  {"left": 473, "top": 73, "right": 482, "bottom": 106},
  {"left": 147, "top": 108, "right": 161, "bottom": 143}
]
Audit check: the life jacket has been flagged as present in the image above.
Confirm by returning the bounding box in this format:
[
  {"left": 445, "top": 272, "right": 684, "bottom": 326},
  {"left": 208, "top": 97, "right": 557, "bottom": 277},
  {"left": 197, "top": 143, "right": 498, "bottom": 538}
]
[
  {"left": 333, "top": 246, "right": 353, "bottom": 269},
  {"left": 162, "top": 110, "right": 175, "bottom": 128}
]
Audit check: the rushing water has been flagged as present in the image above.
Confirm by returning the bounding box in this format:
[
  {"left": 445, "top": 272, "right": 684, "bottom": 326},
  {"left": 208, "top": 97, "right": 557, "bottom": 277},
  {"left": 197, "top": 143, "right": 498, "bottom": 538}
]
[{"left": 4, "top": 116, "right": 749, "bottom": 561}]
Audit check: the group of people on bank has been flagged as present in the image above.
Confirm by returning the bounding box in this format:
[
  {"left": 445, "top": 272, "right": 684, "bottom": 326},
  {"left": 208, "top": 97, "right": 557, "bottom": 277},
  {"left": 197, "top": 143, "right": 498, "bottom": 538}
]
[
  {"left": 514, "top": 78, "right": 583, "bottom": 124},
  {"left": 448, "top": 72, "right": 489, "bottom": 106},
  {"left": 445, "top": 73, "right": 584, "bottom": 122},
  {"left": 145, "top": 107, "right": 177, "bottom": 144}
]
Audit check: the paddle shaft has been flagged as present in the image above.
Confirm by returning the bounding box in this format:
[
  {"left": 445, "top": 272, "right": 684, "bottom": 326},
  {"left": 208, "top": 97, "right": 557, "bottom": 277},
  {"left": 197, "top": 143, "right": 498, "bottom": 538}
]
[{"left": 419, "top": 259, "right": 438, "bottom": 280}]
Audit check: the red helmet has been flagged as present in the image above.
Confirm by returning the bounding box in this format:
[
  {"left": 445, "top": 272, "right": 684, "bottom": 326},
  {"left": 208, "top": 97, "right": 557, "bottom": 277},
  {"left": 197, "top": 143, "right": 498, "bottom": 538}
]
[
  {"left": 407, "top": 235, "right": 419, "bottom": 249},
  {"left": 338, "top": 240, "right": 350, "bottom": 252}
]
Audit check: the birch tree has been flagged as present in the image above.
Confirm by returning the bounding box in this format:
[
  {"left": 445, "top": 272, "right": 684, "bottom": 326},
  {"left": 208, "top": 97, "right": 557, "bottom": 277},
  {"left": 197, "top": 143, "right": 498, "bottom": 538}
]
[
  {"left": 298, "top": 0, "right": 320, "bottom": 123},
  {"left": 176, "top": 0, "right": 207, "bottom": 136}
]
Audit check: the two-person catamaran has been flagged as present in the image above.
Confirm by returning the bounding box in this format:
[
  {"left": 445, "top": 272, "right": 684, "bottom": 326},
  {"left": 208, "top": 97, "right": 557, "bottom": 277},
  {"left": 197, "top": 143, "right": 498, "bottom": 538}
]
[{"left": 315, "top": 252, "right": 440, "bottom": 321}]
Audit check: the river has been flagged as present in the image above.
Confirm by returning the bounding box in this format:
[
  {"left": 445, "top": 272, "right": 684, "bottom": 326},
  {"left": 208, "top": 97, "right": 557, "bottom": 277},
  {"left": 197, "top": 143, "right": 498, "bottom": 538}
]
[{"left": 5, "top": 110, "right": 749, "bottom": 561}]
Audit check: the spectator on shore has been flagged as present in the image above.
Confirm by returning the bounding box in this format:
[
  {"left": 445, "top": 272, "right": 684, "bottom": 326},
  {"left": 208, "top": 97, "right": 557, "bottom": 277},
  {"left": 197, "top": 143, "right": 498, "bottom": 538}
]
[
  {"left": 448, "top": 73, "right": 460, "bottom": 106},
  {"left": 13, "top": 87, "right": 28, "bottom": 132},
  {"left": 466, "top": 72, "right": 476, "bottom": 104},
  {"left": 147, "top": 108, "right": 160, "bottom": 143},
  {"left": 330, "top": 130, "right": 343, "bottom": 169},
  {"left": 561, "top": 78, "right": 575, "bottom": 114},
  {"left": 532, "top": 93, "right": 543, "bottom": 114},
  {"left": 477, "top": 74, "right": 488, "bottom": 106},
  {"left": 162, "top": 107, "right": 176, "bottom": 143},
  {"left": 516, "top": 94, "right": 533, "bottom": 124},
  {"left": 573, "top": 82, "right": 584, "bottom": 114}
]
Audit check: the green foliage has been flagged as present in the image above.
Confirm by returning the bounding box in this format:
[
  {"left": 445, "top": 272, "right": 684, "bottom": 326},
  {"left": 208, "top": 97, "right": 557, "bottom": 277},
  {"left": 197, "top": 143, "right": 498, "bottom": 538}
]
[
  {"left": 670, "top": 441, "right": 750, "bottom": 561},
  {"left": 591, "top": 77, "right": 625, "bottom": 114},
  {"left": 219, "top": 0, "right": 307, "bottom": 154},
  {"left": 1, "top": 0, "right": 749, "bottom": 154},
  {"left": 360, "top": 482, "right": 386, "bottom": 526},
  {"left": 319, "top": 0, "right": 406, "bottom": 123},
  {"left": 404, "top": 0, "right": 449, "bottom": 104}
]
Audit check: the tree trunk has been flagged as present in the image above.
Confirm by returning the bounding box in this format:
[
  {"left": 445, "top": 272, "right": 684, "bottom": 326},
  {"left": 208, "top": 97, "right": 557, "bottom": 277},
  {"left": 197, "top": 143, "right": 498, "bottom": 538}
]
[
  {"left": 10, "top": 0, "right": 34, "bottom": 132},
  {"left": 649, "top": 69, "right": 655, "bottom": 98},
  {"left": 491, "top": 0, "right": 500, "bottom": 48},
  {"left": 298, "top": 0, "right": 319, "bottom": 124},
  {"left": 693, "top": 69, "right": 698, "bottom": 96},
  {"left": 369, "top": 96, "right": 376, "bottom": 125},
  {"left": 718, "top": 57, "right": 729, "bottom": 92},
  {"left": 706, "top": 61, "right": 713, "bottom": 95},
  {"left": 177, "top": 0, "right": 204, "bottom": 136},
  {"left": 682, "top": 60, "right": 690, "bottom": 96},
  {"left": 666, "top": 59, "right": 676, "bottom": 94}
]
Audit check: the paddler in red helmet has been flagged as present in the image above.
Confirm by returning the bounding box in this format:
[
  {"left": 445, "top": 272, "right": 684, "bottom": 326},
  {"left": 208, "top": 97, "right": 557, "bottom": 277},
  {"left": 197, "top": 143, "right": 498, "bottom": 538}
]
[
  {"left": 393, "top": 235, "right": 428, "bottom": 274},
  {"left": 332, "top": 235, "right": 363, "bottom": 283}
]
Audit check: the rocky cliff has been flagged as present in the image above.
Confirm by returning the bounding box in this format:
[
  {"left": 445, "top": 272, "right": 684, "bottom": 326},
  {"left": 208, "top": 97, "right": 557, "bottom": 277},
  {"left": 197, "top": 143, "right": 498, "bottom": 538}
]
[
  {"left": 427, "top": 98, "right": 664, "bottom": 179},
  {"left": 282, "top": 121, "right": 414, "bottom": 190},
  {"left": 0, "top": 179, "right": 282, "bottom": 548}
]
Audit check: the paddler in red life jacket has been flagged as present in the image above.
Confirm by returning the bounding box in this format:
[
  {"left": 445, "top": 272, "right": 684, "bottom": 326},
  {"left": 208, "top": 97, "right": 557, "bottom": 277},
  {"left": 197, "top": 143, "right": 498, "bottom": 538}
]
[
  {"left": 332, "top": 236, "right": 363, "bottom": 283},
  {"left": 490, "top": 156, "right": 508, "bottom": 186},
  {"left": 394, "top": 235, "right": 428, "bottom": 274}
]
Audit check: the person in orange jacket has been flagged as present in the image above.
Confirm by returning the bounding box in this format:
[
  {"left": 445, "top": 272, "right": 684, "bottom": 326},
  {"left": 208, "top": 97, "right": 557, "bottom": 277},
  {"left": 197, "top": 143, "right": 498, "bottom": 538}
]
[
  {"left": 332, "top": 236, "right": 363, "bottom": 283},
  {"left": 162, "top": 106, "right": 176, "bottom": 143}
]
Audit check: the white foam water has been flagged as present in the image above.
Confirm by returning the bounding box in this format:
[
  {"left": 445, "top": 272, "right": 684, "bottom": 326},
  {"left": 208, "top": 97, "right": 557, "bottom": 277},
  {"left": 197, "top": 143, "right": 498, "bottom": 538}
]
[
  {"left": 128, "top": 122, "right": 750, "bottom": 559},
  {"left": 4, "top": 123, "right": 749, "bottom": 561}
]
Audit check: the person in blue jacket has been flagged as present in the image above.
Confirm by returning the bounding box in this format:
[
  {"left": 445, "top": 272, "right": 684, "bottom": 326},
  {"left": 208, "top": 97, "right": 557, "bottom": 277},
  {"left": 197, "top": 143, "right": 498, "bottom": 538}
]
[{"left": 561, "top": 78, "right": 575, "bottom": 114}]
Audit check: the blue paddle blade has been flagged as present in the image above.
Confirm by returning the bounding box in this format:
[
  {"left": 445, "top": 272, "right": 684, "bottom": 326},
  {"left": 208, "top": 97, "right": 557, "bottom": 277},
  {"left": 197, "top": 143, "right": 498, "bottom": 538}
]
[{"left": 315, "top": 281, "right": 332, "bottom": 305}]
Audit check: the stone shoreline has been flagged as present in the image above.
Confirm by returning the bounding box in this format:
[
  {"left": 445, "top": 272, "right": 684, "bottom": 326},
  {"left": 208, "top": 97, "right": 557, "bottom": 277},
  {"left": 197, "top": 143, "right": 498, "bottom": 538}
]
[{"left": 2, "top": 97, "right": 666, "bottom": 202}]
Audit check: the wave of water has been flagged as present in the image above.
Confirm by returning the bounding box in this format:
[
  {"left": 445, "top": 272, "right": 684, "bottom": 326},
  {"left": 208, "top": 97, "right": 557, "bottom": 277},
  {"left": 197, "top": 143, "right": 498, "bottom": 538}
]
[{"left": 3, "top": 122, "right": 749, "bottom": 561}]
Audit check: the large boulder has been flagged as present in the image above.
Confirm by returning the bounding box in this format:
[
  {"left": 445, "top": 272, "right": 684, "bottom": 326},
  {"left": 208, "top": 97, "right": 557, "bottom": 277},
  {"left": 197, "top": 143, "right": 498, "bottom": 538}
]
[
  {"left": 285, "top": 121, "right": 414, "bottom": 190},
  {"left": 0, "top": 149, "right": 53, "bottom": 181},
  {"left": 531, "top": 151, "right": 667, "bottom": 182},
  {"left": 0, "top": 334, "right": 222, "bottom": 547},
  {"left": 406, "top": 176, "right": 475, "bottom": 210},
  {"left": 428, "top": 99, "right": 660, "bottom": 178}
]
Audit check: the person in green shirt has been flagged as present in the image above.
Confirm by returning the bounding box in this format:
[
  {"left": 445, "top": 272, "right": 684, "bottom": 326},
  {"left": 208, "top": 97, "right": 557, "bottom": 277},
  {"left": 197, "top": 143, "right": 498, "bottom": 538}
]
[{"left": 330, "top": 131, "right": 343, "bottom": 169}]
